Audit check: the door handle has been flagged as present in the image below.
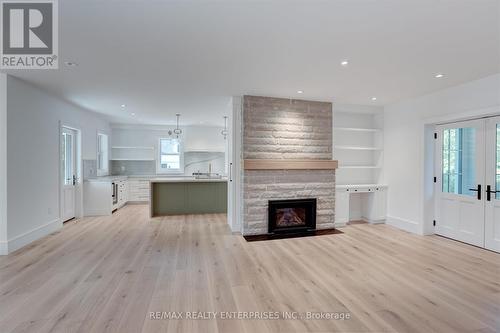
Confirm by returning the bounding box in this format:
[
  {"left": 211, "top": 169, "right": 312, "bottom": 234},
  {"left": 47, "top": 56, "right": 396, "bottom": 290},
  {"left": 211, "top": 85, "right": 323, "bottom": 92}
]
[
  {"left": 468, "top": 184, "right": 481, "bottom": 200},
  {"left": 229, "top": 162, "right": 233, "bottom": 182},
  {"left": 486, "top": 185, "right": 500, "bottom": 201}
]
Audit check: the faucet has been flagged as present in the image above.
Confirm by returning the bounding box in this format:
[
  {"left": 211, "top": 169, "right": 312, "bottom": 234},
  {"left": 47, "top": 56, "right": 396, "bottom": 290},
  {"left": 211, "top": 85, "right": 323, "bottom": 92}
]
[{"left": 192, "top": 163, "right": 221, "bottom": 179}]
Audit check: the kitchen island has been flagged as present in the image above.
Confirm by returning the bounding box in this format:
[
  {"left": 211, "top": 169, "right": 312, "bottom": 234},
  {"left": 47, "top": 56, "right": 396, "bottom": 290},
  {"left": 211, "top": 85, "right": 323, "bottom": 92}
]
[{"left": 150, "top": 178, "right": 228, "bottom": 217}]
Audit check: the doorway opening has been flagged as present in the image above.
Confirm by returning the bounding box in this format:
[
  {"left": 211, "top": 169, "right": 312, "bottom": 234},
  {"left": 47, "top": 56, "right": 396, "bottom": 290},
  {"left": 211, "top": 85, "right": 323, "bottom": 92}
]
[{"left": 434, "top": 117, "right": 500, "bottom": 252}]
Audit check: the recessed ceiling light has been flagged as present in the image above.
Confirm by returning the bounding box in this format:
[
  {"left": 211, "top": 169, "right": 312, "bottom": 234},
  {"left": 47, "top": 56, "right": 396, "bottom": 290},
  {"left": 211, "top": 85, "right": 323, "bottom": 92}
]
[
  {"left": 64, "top": 61, "right": 78, "bottom": 67},
  {"left": 341, "top": 60, "right": 349, "bottom": 66},
  {"left": 131, "top": 113, "right": 136, "bottom": 116},
  {"left": 371, "top": 97, "right": 377, "bottom": 101},
  {"left": 435, "top": 73, "right": 445, "bottom": 78},
  {"left": 297, "top": 90, "right": 303, "bottom": 94},
  {"left": 121, "top": 104, "right": 126, "bottom": 108}
]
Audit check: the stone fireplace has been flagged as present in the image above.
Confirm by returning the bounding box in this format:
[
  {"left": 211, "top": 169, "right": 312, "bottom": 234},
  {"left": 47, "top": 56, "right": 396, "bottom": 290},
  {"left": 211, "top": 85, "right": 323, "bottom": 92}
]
[{"left": 242, "top": 95, "right": 336, "bottom": 236}]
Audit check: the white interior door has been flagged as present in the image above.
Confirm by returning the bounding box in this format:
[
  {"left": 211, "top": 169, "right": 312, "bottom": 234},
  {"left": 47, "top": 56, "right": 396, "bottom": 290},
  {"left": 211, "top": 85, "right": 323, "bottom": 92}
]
[
  {"left": 435, "top": 120, "right": 485, "bottom": 247},
  {"left": 61, "top": 127, "right": 77, "bottom": 222},
  {"left": 485, "top": 116, "right": 500, "bottom": 252}
]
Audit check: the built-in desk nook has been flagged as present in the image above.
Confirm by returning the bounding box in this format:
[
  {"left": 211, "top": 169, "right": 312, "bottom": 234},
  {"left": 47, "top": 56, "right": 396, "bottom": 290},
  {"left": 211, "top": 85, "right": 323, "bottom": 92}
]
[{"left": 335, "top": 184, "right": 387, "bottom": 226}]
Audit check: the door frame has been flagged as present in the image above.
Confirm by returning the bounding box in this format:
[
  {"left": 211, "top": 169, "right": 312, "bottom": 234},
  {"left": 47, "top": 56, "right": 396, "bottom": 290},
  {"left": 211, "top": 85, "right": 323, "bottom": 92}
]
[
  {"left": 422, "top": 106, "right": 500, "bottom": 237},
  {"left": 484, "top": 116, "right": 500, "bottom": 252},
  {"left": 226, "top": 96, "right": 243, "bottom": 233},
  {"left": 59, "top": 122, "right": 83, "bottom": 222}
]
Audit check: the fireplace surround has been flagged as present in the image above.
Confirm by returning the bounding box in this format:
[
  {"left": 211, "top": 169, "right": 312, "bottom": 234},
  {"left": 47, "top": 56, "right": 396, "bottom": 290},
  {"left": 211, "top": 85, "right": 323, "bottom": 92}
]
[
  {"left": 268, "top": 198, "right": 317, "bottom": 235},
  {"left": 242, "top": 95, "right": 336, "bottom": 236}
]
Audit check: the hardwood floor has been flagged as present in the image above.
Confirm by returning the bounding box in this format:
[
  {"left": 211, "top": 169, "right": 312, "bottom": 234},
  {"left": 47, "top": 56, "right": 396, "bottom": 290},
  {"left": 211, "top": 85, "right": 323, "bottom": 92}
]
[{"left": 0, "top": 204, "right": 499, "bottom": 333}]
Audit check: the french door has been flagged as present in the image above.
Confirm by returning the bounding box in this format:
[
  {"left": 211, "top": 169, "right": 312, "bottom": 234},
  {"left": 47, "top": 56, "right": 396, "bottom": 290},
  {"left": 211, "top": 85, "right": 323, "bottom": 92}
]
[
  {"left": 435, "top": 117, "right": 500, "bottom": 252},
  {"left": 61, "top": 127, "right": 77, "bottom": 222},
  {"left": 484, "top": 117, "right": 500, "bottom": 252}
]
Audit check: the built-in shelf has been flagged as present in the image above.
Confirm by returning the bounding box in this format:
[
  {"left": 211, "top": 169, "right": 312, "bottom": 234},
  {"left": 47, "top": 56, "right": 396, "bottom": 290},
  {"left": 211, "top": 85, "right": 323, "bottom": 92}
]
[
  {"left": 336, "top": 184, "right": 388, "bottom": 189},
  {"left": 335, "top": 146, "right": 382, "bottom": 151},
  {"left": 334, "top": 127, "right": 381, "bottom": 133},
  {"left": 334, "top": 109, "right": 384, "bottom": 186},
  {"left": 244, "top": 159, "right": 338, "bottom": 170}
]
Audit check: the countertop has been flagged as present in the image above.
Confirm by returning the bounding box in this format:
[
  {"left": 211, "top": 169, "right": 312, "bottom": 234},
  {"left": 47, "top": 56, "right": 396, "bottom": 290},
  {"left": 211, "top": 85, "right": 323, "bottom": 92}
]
[
  {"left": 85, "top": 175, "right": 227, "bottom": 183},
  {"left": 336, "top": 184, "right": 388, "bottom": 189},
  {"left": 150, "top": 177, "right": 228, "bottom": 183},
  {"left": 85, "top": 175, "right": 128, "bottom": 183}
]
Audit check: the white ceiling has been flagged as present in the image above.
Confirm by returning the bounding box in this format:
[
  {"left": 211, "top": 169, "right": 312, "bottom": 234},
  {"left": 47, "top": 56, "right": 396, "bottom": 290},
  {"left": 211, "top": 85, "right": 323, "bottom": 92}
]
[{"left": 4, "top": 0, "right": 500, "bottom": 126}]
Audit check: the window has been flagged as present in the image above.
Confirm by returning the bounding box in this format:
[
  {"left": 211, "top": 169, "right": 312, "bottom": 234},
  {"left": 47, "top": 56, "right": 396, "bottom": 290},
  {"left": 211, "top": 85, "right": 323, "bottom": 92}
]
[
  {"left": 97, "top": 133, "right": 109, "bottom": 176},
  {"left": 157, "top": 138, "right": 183, "bottom": 173},
  {"left": 442, "top": 127, "right": 476, "bottom": 196},
  {"left": 62, "top": 131, "right": 74, "bottom": 185}
]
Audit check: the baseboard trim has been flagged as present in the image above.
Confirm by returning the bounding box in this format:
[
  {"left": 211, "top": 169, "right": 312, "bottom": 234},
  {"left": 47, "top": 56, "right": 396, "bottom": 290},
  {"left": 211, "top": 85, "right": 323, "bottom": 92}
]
[
  {"left": 386, "top": 215, "right": 420, "bottom": 234},
  {"left": 0, "top": 241, "right": 7, "bottom": 255},
  {"left": 362, "top": 217, "right": 386, "bottom": 225},
  {"left": 4, "top": 219, "right": 62, "bottom": 254}
]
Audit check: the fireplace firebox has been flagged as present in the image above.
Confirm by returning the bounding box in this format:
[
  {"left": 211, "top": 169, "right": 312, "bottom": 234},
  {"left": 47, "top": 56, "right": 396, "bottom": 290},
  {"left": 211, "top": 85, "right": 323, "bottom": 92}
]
[{"left": 268, "top": 198, "right": 316, "bottom": 235}]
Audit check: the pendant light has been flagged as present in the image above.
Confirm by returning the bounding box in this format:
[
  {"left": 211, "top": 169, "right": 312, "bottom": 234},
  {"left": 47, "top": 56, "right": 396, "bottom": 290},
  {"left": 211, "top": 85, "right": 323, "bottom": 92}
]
[
  {"left": 173, "top": 113, "right": 182, "bottom": 138},
  {"left": 221, "top": 116, "right": 228, "bottom": 140}
]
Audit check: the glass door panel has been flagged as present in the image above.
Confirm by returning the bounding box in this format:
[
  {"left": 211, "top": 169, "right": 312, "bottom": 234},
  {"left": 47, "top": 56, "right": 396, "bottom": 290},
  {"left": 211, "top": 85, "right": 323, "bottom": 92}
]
[
  {"left": 435, "top": 119, "right": 485, "bottom": 247},
  {"left": 441, "top": 127, "right": 476, "bottom": 196}
]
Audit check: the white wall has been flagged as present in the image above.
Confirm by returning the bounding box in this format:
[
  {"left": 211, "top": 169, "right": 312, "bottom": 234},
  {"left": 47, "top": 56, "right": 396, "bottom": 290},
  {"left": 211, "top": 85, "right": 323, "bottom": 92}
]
[
  {"left": 5, "top": 76, "right": 110, "bottom": 253},
  {"left": 384, "top": 74, "right": 500, "bottom": 234},
  {"left": 111, "top": 125, "right": 225, "bottom": 152},
  {"left": 0, "top": 73, "right": 7, "bottom": 254},
  {"left": 111, "top": 125, "right": 226, "bottom": 175}
]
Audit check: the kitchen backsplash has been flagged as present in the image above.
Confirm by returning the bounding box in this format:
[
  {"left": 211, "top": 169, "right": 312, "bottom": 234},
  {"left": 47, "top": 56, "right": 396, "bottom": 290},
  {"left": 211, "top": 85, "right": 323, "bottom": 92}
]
[
  {"left": 111, "top": 160, "right": 156, "bottom": 175},
  {"left": 110, "top": 152, "right": 225, "bottom": 176},
  {"left": 184, "top": 152, "right": 225, "bottom": 175}
]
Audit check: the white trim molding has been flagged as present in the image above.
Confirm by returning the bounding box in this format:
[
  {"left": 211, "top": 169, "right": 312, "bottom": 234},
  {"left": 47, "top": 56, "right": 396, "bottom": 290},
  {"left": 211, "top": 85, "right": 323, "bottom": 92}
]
[
  {"left": 3, "top": 219, "right": 62, "bottom": 254},
  {"left": 0, "top": 241, "right": 7, "bottom": 255},
  {"left": 386, "top": 215, "right": 421, "bottom": 235},
  {"left": 0, "top": 73, "right": 7, "bottom": 256}
]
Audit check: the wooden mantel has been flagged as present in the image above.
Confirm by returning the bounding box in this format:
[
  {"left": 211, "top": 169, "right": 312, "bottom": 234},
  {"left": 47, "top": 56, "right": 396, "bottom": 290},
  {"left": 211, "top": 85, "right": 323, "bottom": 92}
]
[{"left": 244, "top": 159, "right": 338, "bottom": 170}]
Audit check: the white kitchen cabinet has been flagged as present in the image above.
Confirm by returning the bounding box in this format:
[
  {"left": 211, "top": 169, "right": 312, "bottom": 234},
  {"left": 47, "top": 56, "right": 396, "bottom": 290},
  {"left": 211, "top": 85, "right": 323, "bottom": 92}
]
[
  {"left": 84, "top": 177, "right": 128, "bottom": 216},
  {"left": 335, "top": 191, "right": 350, "bottom": 226},
  {"left": 335, "top": 184, "right": 387, "bottom": 227},
  {"left": 127, "top": 179, "right": 150, "bottom": 202},
  {"left": 84, "top": 181, "right": 113, "bottom": 216}
]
